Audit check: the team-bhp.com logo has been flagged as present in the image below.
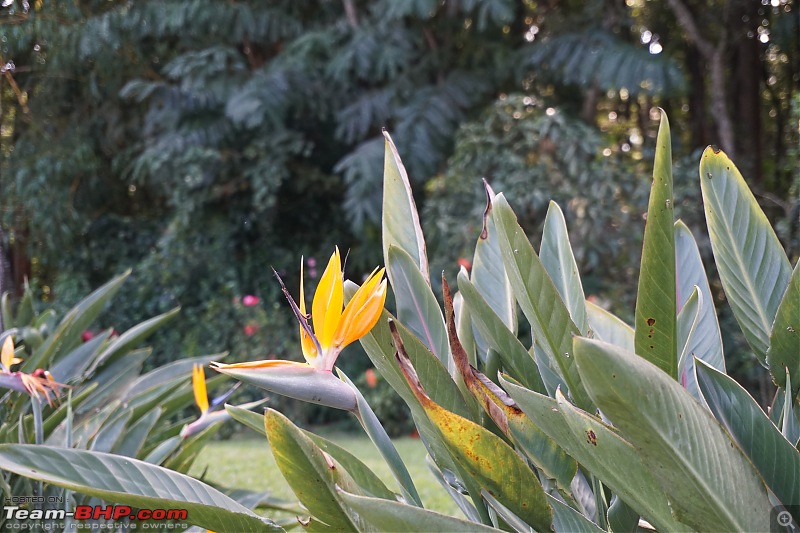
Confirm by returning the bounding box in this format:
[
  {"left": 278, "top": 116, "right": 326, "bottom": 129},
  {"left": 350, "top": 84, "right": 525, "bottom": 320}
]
[{"left": 5, "top": 506, "right": 187, "bottom": 522}]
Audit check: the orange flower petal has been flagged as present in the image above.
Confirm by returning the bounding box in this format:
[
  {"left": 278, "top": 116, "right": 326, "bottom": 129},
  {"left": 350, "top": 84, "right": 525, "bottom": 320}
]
[
  {"left": 299, "top": 260, "right": 319, "bottom": 363},
  {"left": 1, "top": 337, "right": 14, "bottom": 373},
  {"left": 192, "top": 364, "right": 209, "bottom": 413},
  {"left": 312, "top": 249, "right": 344, "bottom": 351},
  {"left": 334, "top": 269, "right": 387, "bottom": 350}
]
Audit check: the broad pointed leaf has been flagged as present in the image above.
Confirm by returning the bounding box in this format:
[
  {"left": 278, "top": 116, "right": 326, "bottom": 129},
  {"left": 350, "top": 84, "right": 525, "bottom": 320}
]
[
  {"left": 696, "top": 359, "right": 800, "bottom": 520},
  {"left": 676, "top": 286, "right": 702, "bottom": 392},
  {"left": 382, "top": 131, "right": 428, "bottom": 282},
  {"left": 337, "top": 489, "right": 498, "bottom": 532},
  {"left": 585, "top": 301, "right": 634, "bottom": 351},
  {"left": 700, "top": 148, "right": 791, "bottom": 362},
  {"left": 394, "top": 342, "right": 553, "bottom": 532},
  {"left": 24, "top": 270, "right": 130, "bottom": 372},
  {"left": 265, "top": 409, "right": 367, "bottom": 532},
  {"left": 471, "top": 181, "right": 516, "bottom": 334},
  {"left": 540, "top": 201, "right": 587, "bottom": 334},
  {"left": 458, "top": 271, "right": 545, "bottom": 393},
  {"left": 675, "top": 220, "right": 725, "bottom": 395},
  {"left": 387, "top": 246, "right": 449, "bottom": 365},
  {"left": 0, "top": 444, "right": 278, "bottom": 532},
  {"left": 573, "top": 337, "right": 772, "bottom": 532},
  {"left": 635, "top": 112, "right": 677, "bottom": 378},
  {"left": 492, "top": 193, "right": 589, "bottom": 410},
  {"left": 767, "top": 261, "right": 800, "bottom": 399},
  {"left": 501, "top": 377, "right": 687, "bottom": 532}
]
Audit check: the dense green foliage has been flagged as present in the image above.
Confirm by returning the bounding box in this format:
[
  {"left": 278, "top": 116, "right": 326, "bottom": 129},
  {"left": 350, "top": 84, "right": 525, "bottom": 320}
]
[
  {"left": 1, "top": 116, "right": 797, "bottom": 533},
  {"left": 1, "top": 0, "right": 796, "bottom": 384}
]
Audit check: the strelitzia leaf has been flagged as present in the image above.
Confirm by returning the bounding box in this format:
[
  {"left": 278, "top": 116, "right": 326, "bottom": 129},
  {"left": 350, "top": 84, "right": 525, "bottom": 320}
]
[
  {"left": 444, "top": 277, "right": 574, "bottom": 489},
  {"left": 573, "top": 337, "right": 772, "bottom": 532},
  {"left": 225, "top": 405, "right": 398, "bottom": 503},
  {"left": 767, "top": 261, "right": 800, "bottom": 399},
  {"left": 676, "top": 286, "right": 702, "bottom": 391},
  {"left": 0, "top": 445, "right": 279, "bottom": 532},
  {"left": 492, "top": 193, "right": 590, "bottom": 410},
  {"left": 337, "top": 368, "right": 422, "bottom": 506},
  {"left": 696, "top": 359, "right": 800, "bottom": 520},
  {"left": 585, "top": 301, "right": 634, "bottom": 351},
  {"left": 700, "top": 148, "right": 792, "bottom": 363},
  {"left": 634, "top": 112, "right": 677, "bottom": 378},
  {"left": 782, "top": 371, "right": 799, "bottom": 446},
  {"left": 393, "top": 332, "right": 554, "bottom": 533},
  {"left": 265, "top": 409, "right": 369, "bottom": 532},
  {"left": 337, "top": 489, "right": 499, "bottom": 532},
  {"left": 501, "top": 376, "right": 687, "bottom": 532},
  {"left": 387, "top": 245, "right": 450, "bottom": 365},
  {"left": 382, "top": 131, "right": 429, "bottom": 283},
  {"left": 457, "top": 270, "right": 545, "bottom": 393},
  {"left": 675, "top": 220, "right": 725, "bottom": 395},
  {"left": 88, "top": 307, "right": 180, "bottom": 373},
  {"left": 24, "top": 270, "right": 130, "bottom": 372},
  {"left": 471, "top": 181, "right": 516, "bottom": 336},
  {"left": 540, "top": 201, "right": 588, "bottom": 335}
]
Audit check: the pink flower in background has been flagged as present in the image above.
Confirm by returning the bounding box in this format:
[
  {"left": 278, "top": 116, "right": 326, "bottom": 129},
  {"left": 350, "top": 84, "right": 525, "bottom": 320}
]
[
  {"left": 243, "top": 324, "right": 258, "bottom": 337},
  {"left": 365, "top": 368, "right": 378, "bottom": 388},
  {"left": 242, "top": 295, "right": 260, "bottom": 307},
  {"left": 306, "top": 257, "right": 317, "bottom": 268},
  {"left": 81, "top": 330, "right": 95, "bottom": 342}
]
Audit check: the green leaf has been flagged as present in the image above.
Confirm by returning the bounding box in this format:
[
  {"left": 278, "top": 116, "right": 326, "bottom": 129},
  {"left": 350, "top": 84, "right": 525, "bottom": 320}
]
[
  {"left": 265, "top": 409, "right": 367, "bottom": 532},
  {"left": 337, "top": 489, "right": 498, "bottom": 532},
  {"left": 90, "top": 410, "right": 132, "bottom": 453},
  {"left": 767, "top": 261, "right": 800, "bottom": 399},
  {"left": 387, "top": 246, "right": 449, "bottom": 365},
  {"left": 23, "top": 270, "right": 130, "bottom": 373},
  {"left": 573, "top": 337, "right": 772, "bottom": 532},
  {"left": 699, "top": 148, "right": 792, "bottom": 362},
  {"left": 783, "top": 371, "right": 800, "bottom": 445},
  {"left": 676, "top": 285, "right": 702, "bottom": 388},
  {"left": 115, "top": 407, "right": 162, "bottom": 459},
  {"left": 540, "top": 200, "right": 587, "bottom": 334},
  {"left": 585, "top": 301, "right": 634, "bottom": 351},
  {"left": 382, "top": 131, "right": 428, "bottom": 283},
  {"left": 607, "top": 496, "right": 640, "bottom": 533},
  {"left": 501, "top": 376, "right": 686, "bottom": 532},
  {"left": 338, "top": 368, "right": 421, "bottom": 506},
  {"left": 634, "top": 112, "right": 677, "bottom": 378},
  {"left": 225, "top": 404, "right": 398, "bottom": 503},
  {"left": 394, "top": 345, "right": 554, "bottom": 532},
  {"left": 471, "top": 181, "right": 516, "bottom": 335},
  {"left": 547, "top": 493, "right": 605, "bottom": 533},
  {"left": 0, "top": 444, "right": 279, "bottom": 532},
  {"left": 347, "top": 283, "right": 472, "bottom": 422},
  {"left": 696, "top": 359, "right": 800, "bottom": 518},
  {"left": 88, "top": 307, "right": 180, "bottom": 373},
  {"left": 675, "top": 220, "right": 725, "bottom": 395},
  {"left": 492, "top": 193, "right": 589, "bottom": 409},
  {"left": 457, "top": 271, "right": 545, "bottom": 393}
]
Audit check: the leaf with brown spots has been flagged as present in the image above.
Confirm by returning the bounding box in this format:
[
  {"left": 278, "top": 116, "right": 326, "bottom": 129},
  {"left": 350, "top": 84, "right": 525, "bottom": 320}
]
[
  {"left": 443, "top": 276, "right": 576, "bottom": 489},
  {"left": 391, "top": 323, "right": 554, "bottom": 532}
]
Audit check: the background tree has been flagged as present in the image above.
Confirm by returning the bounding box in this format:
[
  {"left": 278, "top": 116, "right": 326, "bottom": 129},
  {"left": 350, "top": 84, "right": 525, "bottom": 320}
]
[{"left": 0, "top": 0, "right": 796, "bottom": 412}]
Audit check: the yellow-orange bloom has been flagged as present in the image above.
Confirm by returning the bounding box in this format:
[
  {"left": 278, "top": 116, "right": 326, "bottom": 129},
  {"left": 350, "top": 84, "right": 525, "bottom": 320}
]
[
  {"left": 299, "top": 248, "right": 387, "bottom": 371},
  {"left": 192, "top": 364, "right": 209, "bottom": 414},
  {"left": 210, "top": 248, "right": 387, "bottom": 411}
]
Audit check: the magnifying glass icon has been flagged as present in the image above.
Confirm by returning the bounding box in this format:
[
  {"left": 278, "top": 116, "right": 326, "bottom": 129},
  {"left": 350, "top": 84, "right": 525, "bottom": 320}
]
[{"left": 778, "top": 511, "right": 796, "bottom": 531}]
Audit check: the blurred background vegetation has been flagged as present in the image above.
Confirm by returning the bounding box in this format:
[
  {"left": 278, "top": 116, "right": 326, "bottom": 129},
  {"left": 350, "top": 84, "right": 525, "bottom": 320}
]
[{"left": 0, "top": 0, "right": 797, "bottom": 429}]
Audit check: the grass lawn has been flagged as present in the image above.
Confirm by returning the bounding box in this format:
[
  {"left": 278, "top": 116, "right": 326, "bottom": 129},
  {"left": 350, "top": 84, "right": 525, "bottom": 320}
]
[{"left": 191, "top": 427, "right": 462, "bottom": 521}]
